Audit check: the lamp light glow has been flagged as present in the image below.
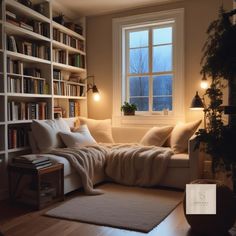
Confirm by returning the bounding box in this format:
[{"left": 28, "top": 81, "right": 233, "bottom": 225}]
[
  {"left": 93, "top": 92, "right": 100, "bottom": 102},
  {"left": 200, "top": 74, "right": 209, "bottom": 89}
]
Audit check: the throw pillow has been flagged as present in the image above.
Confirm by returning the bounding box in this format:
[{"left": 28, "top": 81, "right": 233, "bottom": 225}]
[
  {"left": 169, "top": 120, "right": 202, "bottom": 154},
  {"left": 140, "top": 126, "right": 174, "bottom": 146},
  {"left": 78, "top": 117, "right": 114, "bottom": 143},
  {"left": 55, "top": 117, "right": 71, "bottom": 133},
  {"left": 31, "top": 119, "right": 64, "bottom": 153},
  {"left": 60, "top": 124, "right": 97, "bottom": 148}
]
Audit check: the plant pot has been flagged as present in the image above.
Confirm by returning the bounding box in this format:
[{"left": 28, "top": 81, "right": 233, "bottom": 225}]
[{"left": 124, "top": 111, "right": 135, "bottom": 116}]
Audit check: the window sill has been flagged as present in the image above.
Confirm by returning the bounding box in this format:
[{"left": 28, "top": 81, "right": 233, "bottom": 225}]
[{"left": 112, "top": 113, "right": 185, "bottom": 126}]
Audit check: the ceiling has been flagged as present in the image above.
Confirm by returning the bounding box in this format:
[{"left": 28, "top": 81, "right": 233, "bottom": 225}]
[{"left": 52, "top": 0, "right": 180, "bottom": 18}]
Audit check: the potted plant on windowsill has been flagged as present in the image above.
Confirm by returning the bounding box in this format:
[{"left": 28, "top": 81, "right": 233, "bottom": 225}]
[
  {"left": 121, "top": 102, "right": 137, "bottom": 116},
  {"left": 196, "top": 6, "right": 236, "bottom": 193}
]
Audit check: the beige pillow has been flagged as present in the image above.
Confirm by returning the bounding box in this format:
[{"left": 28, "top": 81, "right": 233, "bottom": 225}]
[
  {"left": 78, "top": 117, "right": 114, "bottom": 143},
  {"left": 140, "top": 126, "right": 173, "bottom": 146},
  {"left": 31, "top": 120, "right": 63, "bottom": 153},
  {"left": 55, "top": 117, "right": 71, "bottom": 133},
  {"left": 60, "top": 125, "right": 97, "bottom": 148},
  {"left": 169, "top": 120, "right": 202, "bottom": 154}
]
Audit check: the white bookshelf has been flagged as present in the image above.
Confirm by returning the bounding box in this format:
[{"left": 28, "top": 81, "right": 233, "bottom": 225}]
[{"left": 0, "top": 0, "right": 87, "bottom": 196}]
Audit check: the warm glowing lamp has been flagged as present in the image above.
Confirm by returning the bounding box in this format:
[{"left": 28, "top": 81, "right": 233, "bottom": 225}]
[
  {"left": 200, "top": 74, "right": 209, "bottom": 89},
  {"left": 84, "top": 75, "right": 101, "bottom": 102}
]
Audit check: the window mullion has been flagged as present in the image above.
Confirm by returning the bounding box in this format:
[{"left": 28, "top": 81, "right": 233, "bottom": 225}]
[
  {"left": 126, "top": 30, "right": 130, "bottom": 103},
  {"left": 149, "top": 27, "right": 153, "bottom": 113}
]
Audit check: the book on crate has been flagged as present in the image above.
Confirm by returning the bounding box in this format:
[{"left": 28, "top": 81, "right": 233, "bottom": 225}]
[{"left": 12, "top": 155, "right": 53, "bottom": 170}]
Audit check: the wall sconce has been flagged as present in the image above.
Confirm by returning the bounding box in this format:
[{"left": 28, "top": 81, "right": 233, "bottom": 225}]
[
  {"left": 84, "top": 75, "right": 100, "bottom": 102},
  {"left": 190, "top": 91, "right": 206, "bottom": 128},
  {"left": 200, "top": 73, "right": 209, "bottom": 89}
]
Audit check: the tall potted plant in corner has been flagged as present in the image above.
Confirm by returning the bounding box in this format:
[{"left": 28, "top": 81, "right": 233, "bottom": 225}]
[{"left": 196, "top": 6, "right": 236, "bottom": 192}]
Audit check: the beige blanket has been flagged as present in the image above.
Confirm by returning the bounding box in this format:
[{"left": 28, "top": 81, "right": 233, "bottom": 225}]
[
  {"left": 104, "top": 144, "right": 173, "bottom": 187},
  {"left": 49, "top": 145, "right": 108, "bottom": 195},
  {"left": 49, "top": 144, "right": 173, "bottom": 194}
]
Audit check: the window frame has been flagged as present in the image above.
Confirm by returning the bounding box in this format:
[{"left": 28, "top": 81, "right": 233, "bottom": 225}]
[
  {"left": 112, "top": 9, "right": 185, "bottom": 126},
  {"left": 125, "top": 23, "right": 174, "bottom": 114}
]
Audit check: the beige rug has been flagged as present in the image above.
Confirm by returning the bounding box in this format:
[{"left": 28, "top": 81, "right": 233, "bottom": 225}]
[{"left": 45, "top": 183, "right": 183, "bottom": 233}]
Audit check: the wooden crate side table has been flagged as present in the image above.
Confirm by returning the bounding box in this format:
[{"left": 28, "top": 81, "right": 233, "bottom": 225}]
[{"left": 8, "top": 163, "right": 64, "bottom": 210}]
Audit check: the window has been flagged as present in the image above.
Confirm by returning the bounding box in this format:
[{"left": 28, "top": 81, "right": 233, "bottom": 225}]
[
  {"left": 126, "top": 25, "right": 173, "bottom": 112},
  {"left": 113, "top": 9, "right": 184, "bottom": 125}
]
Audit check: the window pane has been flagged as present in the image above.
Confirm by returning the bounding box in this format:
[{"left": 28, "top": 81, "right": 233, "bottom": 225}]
[
  {"left": 130, "top": 97, "right": 149, "bottom": 111},
  {"left": 153, "top": 27, "right": 172, "bottom": 45},
  {"left": 129, "top": 30, "right": 148, "bottom": 48},
  {"left": 153, "top": 75, "right": 172, "bottom": 96},
  {"left": 153, "top": 97, "right": 172, "bottom": 111},
  {"left": 129, "top": 48, "right": 148, "bottom": 74},
  {"left": 153, "top": 45, "right": 172, "bottom": 72},
  {"left": 129, "top": 76, "right": 149, "bottom": 96}
]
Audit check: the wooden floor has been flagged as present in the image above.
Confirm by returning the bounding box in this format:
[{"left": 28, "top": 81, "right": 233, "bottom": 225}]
[{"left": 0, "top": 190, "right": 236, "bottom": 236}]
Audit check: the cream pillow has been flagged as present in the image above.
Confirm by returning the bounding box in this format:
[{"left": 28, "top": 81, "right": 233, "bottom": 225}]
[
  {"left": 31, "top": 120, "right": 63, "bottom": 153},
  {"left": 60, "top": 125, "right": 97, "bottom": 148},
  {"left": 140, "top": 126, "right": 173, "bottom": 146},
  {"left": 55, "top": 117, "right": 71, "bottom": 133},
  {"left": 169, "top": 120, "right": 202, "bottom": 154},
  {"left": 78, "top": 117, "right": 114, "bottom": 143}
]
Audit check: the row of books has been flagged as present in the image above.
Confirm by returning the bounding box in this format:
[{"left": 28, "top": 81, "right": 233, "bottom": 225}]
[
  {"left": 69, "top": 101, "right": 80, "bottom": 117},
  {"left": 53, "top": 28, "right": 84, "bottom": 51},
  {"left": 52, "top": 49, "right": 66, "bottom": 64},
  {"left": 8, "top": 101, "right": 48, "bottom": 121},
  {"left": 8, "top": 127, "right": 29, "bottom": 149},
  {"left": 53, "top": 70, "right": 82, "bottom": 83},
  {"left": 7, "top": 58, "right": 23, "bottom": 74},
  {"left": 7, "top": 35, "right": 50, "bottom": 60},
  {"left": 7, "top": 59, "right": 42, "bottom": 78},
  {"left": 53, "top": 81, "right": 85, "bottom": 97},
  {"left": 69, "top": 54, "right": 85, "bottom": 68},
  {"left": 6, "top": 10, "right": 50, "bottom": 38},
  {"left": 7, "top": 76, "right": 47, "bottom": 94},
  {"left": 12, "top": 155, "right": 53, "bottom": 170}
]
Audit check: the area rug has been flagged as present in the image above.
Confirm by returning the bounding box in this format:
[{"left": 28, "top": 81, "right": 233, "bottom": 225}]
[{"left": 45, "top": 183, "right": 183, "bottom": 233}]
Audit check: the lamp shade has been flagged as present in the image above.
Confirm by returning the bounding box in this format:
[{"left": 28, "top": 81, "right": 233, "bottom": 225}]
[
  {"left": 190, "top": 91, "right": 204, "bottom": 110},
  {"left": 92, "top": 85, "right": 100, "bottom": 102}
]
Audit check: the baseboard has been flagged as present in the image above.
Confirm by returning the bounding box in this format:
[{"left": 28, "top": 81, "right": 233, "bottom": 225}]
[{"left": 0, "top": 188, "right": 9, "bottom": 200}]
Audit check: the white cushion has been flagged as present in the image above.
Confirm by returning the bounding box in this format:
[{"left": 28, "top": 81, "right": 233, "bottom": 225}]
[
  {"left": 78, "top": 117, "right": 114, "bottom": 143},
  {"left": 169, "top": 120, "right": 201, "bottom": 154},
  {"left": 55, "top": 117, "right": 71, "bottom": 133},
  {"left": 140, "top": 126, "right": 173, "bottom": 146},
  {"left": 31, "top": 120, "right": 63, "bottom": 153},
  {"left": 60, "top": 124, "right": 97, "bottom": 148},
  {"left": 168, "top": 153, "right": 189, "bottom": 168}
]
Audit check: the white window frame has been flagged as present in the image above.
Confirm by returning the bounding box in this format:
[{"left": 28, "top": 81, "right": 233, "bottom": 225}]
[{"left": 112, "top": 9, "right": 185, "bottom": 126}]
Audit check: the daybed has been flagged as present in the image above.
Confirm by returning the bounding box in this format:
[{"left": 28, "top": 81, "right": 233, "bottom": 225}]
[{"left": 27, "top": 117, "right": 203, "bottom": 194}]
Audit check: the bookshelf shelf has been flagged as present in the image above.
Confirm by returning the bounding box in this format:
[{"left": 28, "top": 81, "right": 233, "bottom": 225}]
[
  {"left": 7, "top": 93, "right": 51, "bottom": 98},
  {"left": 0, "top": 150, "right": 5, "bottom": 155},
  {"left": 54, "top": 95, "right": 86, "bottom": 100},
  {"left": 6, "top": 0, "right": 50, "bottom": 23},
  {"left": 7, "top": 120, "right": 33, "bottom": 124},
  {"left": 52, "top": 40, "right": 85, "bottom": 55},
  {"left": 53, "top": 62, "right": 86, "bottom": 73},
  {"left": 53, "top": 79, "right": 86, "bottom": 86},
  {"left": 7, "top": 51, "right": 51, "bottom": 64},
  {"left": 8, "top": 147, "right": 30, "bottom": 153},
  {"left": 5, "top": 22, "right": 50, "bottom": 42},
  {"left": 52, "top": 21, "right": 85, "bottom": 41}
]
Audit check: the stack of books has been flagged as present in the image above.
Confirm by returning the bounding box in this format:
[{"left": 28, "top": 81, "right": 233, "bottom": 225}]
[{"left": 12, "top": 155, "right": 53, "bottom": 169}]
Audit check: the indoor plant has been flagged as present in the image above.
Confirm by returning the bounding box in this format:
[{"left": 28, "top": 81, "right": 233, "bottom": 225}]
[
  {"left": 121, "top": 102, "right": 137, "bottom": 115},
  {"left": 196, "top": 6, "right": 236, "bottom": 192}
]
